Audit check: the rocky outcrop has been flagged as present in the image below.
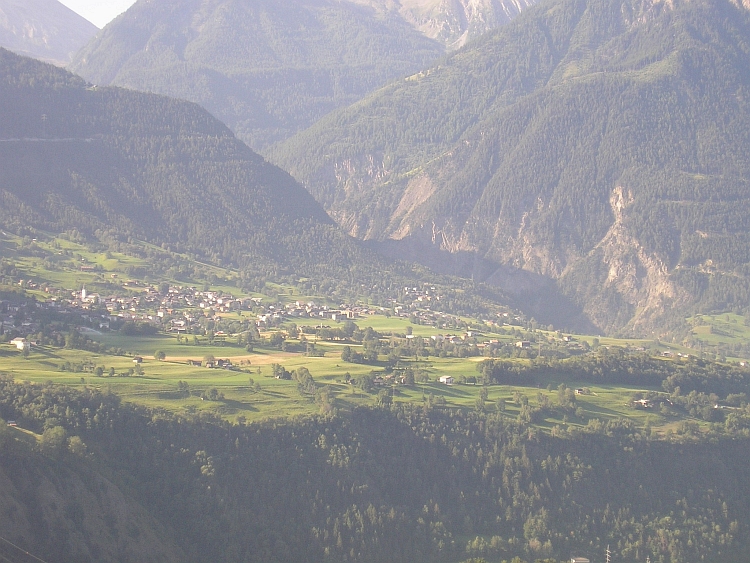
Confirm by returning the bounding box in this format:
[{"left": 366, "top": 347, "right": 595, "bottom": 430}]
[{"left": 354, "top": 0, "right": 539, "bottom": 48}]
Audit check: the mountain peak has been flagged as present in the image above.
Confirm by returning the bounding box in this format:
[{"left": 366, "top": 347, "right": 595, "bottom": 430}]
[{"left": 0, "top": 0, "right": 98, "bottom": 65}]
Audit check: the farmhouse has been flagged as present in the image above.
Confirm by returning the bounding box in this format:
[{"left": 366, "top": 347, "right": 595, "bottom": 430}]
[
  {"left": 10, "top": 337, "right": 29, "bottom": 351},
  {"left": 438, "top": 375, "right": 454, "bottom": 385}
]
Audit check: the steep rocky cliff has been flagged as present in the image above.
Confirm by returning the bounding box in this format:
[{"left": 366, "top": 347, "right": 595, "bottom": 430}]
[{"left": 355, "top": 0, "right": 538, "bottom": 48}]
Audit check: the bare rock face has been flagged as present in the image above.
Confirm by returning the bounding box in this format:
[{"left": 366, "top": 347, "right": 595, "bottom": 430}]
[
  {"left": 0, "top": 0, "right": 98, "bottom": 66},
  {"left": 565, "top": 187, "right": 692, "bottom": 333},
  {"left": 354, "top": 0, "right": 539, "bottom": 48}
]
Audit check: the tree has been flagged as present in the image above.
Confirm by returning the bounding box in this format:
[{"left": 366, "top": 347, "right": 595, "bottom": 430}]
[
  {"left": 269, "top": 332, "right": 285, "bottom": 349},
  {"left": 272, "top": 363, "right": 291, "bottom": 380},
  {"left": 0, "top": 418, "right": 11, "bottom": 449},
  {"left": 342, "top": 321, "right": 358, "bottom": 338},
  {"left": 40, "top": 426, "right": 67, "bottom": 457},
  {"left": 376, "top": 389, "right": 392, "bottom": 408},
  {"left": 68, "top": 435, "right": 87, "bottom": 456},
  {"left": 154, "top": 350, "right": 166, "bottom": 361},
  {"left": 404, "top": 368, "right": 415, "bottom": 385},
  {"left": 341, "top": 345, "right": 352, "bottom": 362}
]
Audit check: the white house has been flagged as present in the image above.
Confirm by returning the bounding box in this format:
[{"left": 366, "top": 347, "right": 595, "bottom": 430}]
[
  {"left": 10, "top": 337, "right": 29, "bottom": 351},
  {"left": 438, "top": 375, "right": 454, "bottom": 385}
]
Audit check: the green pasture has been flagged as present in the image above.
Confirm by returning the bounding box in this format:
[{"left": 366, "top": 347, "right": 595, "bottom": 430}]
[
  {"left": 690, "top": 313, "right": 750, "bottom": 348},
  {"left": 292, "top": 314, "right": 457, "bottom": 338},
  {"left": 1, "top": 335, "right": 695, "bottom": 432}
]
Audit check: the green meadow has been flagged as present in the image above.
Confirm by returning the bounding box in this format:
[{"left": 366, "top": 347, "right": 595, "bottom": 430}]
[{"left": 0, "top": 329, "right": 695, "bottom": 436}]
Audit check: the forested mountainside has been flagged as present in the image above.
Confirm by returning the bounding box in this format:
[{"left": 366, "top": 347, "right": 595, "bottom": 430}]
[
  {"left": 68, "top": 0, "right": 446, "bottom": 151},
  {"left": 2, "top": 376, "right": 750, "bottom": 563},
  {"left": 273, "top": 0, "right": 750, "bottom": 336},
  {"left": 0, "top": 48, "right": 379, "bottom": 285},
  {"left": 0, "top": 446, "right": 185, "bottom": 563},
  {"left": 0, "top": 0, "right": 97, "bottom": 66}
]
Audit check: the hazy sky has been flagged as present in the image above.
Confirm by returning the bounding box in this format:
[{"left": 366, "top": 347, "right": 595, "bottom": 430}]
[{"left": 58, "top": 0, "right": 138, "bottom": 28}]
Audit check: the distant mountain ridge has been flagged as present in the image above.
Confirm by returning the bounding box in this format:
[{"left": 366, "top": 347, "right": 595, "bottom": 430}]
[
  {"left": 351, "top": 0, "right": 538, "bottom": 48},
  {"left": 272, "top": 0, "right": 750, "bottom": 335},
  {"left": 0, "top": 0, "right": 98, "bottom": 65},
  {"left": 69, "top": 0, "right": 448, "bottom": 151}
]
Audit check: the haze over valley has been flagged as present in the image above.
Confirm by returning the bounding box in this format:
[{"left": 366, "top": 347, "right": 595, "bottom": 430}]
[{"left": 2, "top": 1, "right": 750, "bottom": 562}]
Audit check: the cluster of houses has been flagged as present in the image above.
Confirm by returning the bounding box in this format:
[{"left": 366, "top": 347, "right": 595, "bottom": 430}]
[
  {"left": 186, "top": 358, "right": 235, "bottom": 369},
  {"left": 0, "top": 298, "right": 41, "bottom": 337}
]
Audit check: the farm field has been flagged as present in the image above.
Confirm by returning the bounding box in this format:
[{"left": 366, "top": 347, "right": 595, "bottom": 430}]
[{"left": 0, "top": 330, "right": 693, "bottom": 435}]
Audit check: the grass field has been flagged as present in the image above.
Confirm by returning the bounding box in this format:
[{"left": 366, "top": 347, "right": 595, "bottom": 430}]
[
  {"left": 0, "top": 329, "right": 699, "bottom": 436},
  {"left": 689, "top": 313, "right": 750, "bottom": 358}
]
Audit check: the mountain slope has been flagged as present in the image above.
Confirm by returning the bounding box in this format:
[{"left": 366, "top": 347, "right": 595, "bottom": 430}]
[
  {"left": 0, "top": 0, "right": 98, "bottom": 65},
  {"left": 0, "top": 48, "right": 349, "bottom": 278},
  {"left": 0, "top": 48, "right": 510, "bottom": 317},
  {"left": 0, "top": 445, "right": 186, "bottom": 563},
  {"left": 3, "top": 380, "right": 750, "bottom": 563},
  {"left": 68, "top": 0, "right": 447, "bottom": 151},
  {"left": 273, "top": 0, "right": 750, "bottom": 334}
]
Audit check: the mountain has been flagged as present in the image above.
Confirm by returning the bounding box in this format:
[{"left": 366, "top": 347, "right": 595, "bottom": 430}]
[
  {"left": 0, "top": 0, "right": 98, "bottom": 66},
  {"left": 0, "top": 47, "right": 362, "bottom": 282},
  {"left": 68, "top": 0, "right": 447, "bottom": 151},
  {"left": 0, "top": 443, "right": 185, "bottom": 563},
  {"left": 272, "top": 0, "right": 750, "bottom": 335},
  {"left": 0, "top": 48, "right": 508, "bottom": 316},
  {"left": 351, "top": 0, "right": 539, "bottom": 49}
]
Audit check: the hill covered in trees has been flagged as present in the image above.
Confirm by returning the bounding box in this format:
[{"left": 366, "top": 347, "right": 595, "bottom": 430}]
[
  {"left": 0, "top": 48, "right": 395, "bottom": 291},
  {"left": 68, "top": 0, "right": 448, "bottom": 151},
  {"left": 0, "top": 0, "right": 97, "bottom": 65},
  {"left": 272, "top": 0, "right": 750, "bottom": 336},
  {"left": 2, "top": 375, "right": 750, "bottom": 563}
]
